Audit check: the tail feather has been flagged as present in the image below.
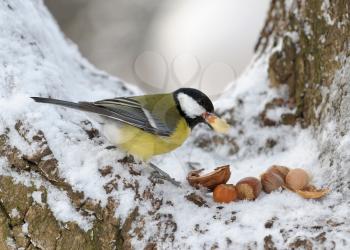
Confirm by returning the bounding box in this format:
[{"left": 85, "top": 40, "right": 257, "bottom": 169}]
[
  {"left": 31, "top": 97, "right": 120, "bottom": 119},
  {"left": 31, "top": 97, "right": 82, "bottom": 110}
]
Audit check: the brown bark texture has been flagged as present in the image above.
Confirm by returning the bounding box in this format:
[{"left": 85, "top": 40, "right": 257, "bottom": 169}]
[{"left": 257, "top": 0, "right": 350, "bottom": 126}]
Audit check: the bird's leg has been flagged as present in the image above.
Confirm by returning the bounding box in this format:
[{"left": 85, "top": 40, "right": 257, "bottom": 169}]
[
  {"left": 186, "top": 161, "right": 201, "bottom": 170},
  {"left": 148, "top": 162, "right": 181, "bottom": 187}
]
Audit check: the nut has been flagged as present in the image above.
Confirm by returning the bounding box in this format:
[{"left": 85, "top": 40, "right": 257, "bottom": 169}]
[
  {"left": 295, "top": 185, "right": 330, "bottom": 199},
  {"left": 187, "top": 165, "right": 231, "bottom": 191},
  {"left": 285, "top": 168, "right": 309, "bottom": 190},
  {"left": 206, "top": 114, "right": 231, "bottom": 133},
  {"left": 213, "top": 184, "right": 238, "bottom": 203},
  {"left": 261, "top": 171, "right": 284, "bottom": 193},
  {"left": 267, "top": 165, "right": 290, "bottom": 180},
  {"left": 236, "top": 177, "right": 262, "bottom": 200}
]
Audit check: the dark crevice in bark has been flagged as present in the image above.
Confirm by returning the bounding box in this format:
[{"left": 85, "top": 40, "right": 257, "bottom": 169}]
[{"left": 0, "top": 200, "right": 11, "bottom": 221}]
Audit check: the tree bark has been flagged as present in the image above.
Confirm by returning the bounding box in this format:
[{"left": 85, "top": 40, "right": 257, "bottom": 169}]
[{"left": 257, "top": 0, "right": 350, "bottom": 126}]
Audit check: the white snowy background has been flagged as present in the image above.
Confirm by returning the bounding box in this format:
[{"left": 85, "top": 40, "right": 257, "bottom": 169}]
[{"left": 0, "top": 0, "right": 349, "bottom": 249}]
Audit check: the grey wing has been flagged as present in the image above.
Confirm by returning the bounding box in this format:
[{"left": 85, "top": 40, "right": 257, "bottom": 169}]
[{"left": 86, "top": 97, "right": 172, "bottom": 136}]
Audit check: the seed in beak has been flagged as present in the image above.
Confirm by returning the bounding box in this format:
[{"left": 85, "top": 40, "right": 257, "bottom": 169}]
[{"left": 203, "top": 112, "right": 230, "bottom": 133}]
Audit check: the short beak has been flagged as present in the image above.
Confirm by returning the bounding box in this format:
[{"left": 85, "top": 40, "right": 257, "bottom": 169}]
[{"left": 202, "top": 112, "right": 230, "bottom": 133}]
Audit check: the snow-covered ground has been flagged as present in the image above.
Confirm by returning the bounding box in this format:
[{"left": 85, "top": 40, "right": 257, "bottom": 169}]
[
  {"left": 0, "top": 1, "right": 349, "bottom": 249},
  {"left": 153, "top": 57, "right": 349, "bottom": 249}
]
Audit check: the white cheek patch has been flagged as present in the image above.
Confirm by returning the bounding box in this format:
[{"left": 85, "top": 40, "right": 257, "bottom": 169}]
[{"left": 177, "top": 93, "right": 206, "bottom": 118}]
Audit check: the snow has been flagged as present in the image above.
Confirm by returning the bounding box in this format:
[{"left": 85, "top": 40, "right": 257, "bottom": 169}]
[
  {"left": 266, "top": 106, "right": 291, "bottom": 123},
  {"left": 285, "top": 31, "right": 299, "bottom": 43},
  {"left": 32, "top": 191, "right": 43, "bottom": 205},
  {"left": 321, "top": 0, "right": 335, "bottom": 26},
  {"left": 22, "top": 223, "right": 29, "bottom": 234},
  {"left": 0, "top": 0, "right": 349, "bottom": 249},
  {"left": 46, "top": 186, "right": 93, "bottom": 231},
  {"left": 5, "top": 238, "right": 16, "bottom": 249},
  {"left": 304, "top": 22, "right": 313, "bottom": 37},
  {"left": 10, "top": 208, "right": 20, "bottom": 218},
  {"left": 284, "top": 0, "right": 294, "bottom": 12}
]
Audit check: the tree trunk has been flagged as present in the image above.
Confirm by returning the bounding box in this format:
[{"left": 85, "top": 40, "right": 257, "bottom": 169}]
[{"left": 257, "top": 0, "right": 350, "bottom": 126}]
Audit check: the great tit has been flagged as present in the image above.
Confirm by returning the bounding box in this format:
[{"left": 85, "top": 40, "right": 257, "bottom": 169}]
[{"left": 31, "top": 88, "right": 229, "bottom": 161}]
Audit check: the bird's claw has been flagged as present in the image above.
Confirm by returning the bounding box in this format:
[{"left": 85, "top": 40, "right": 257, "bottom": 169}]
[{"left": 148, "top": 163, "right": 181, "bottom": 187}]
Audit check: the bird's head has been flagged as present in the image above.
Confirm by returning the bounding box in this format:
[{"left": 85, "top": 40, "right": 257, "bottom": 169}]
[{"left": 173, "top": 88, "right": 230, "bottom": 133}]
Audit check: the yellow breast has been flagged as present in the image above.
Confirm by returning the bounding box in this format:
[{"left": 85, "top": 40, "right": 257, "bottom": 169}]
[{"left": 117, "top": 118, "right": 191, "bottom": 161}]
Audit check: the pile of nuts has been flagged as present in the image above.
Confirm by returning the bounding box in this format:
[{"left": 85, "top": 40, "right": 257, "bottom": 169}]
[{"left": 187, "top": 165, "right": 329, "bottom": 204}]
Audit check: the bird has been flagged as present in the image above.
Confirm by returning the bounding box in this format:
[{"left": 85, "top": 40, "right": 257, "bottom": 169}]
[{"left": 31, "top": 88, "right": 230, "bottom": 186}]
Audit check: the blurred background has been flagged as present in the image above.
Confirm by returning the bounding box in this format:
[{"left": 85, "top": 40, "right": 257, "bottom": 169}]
[{"left": 45, "top": 0, "right": 270, "bottom": 97}]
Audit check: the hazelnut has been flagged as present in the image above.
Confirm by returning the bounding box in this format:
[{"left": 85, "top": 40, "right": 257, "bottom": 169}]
[
  {"left": 267, "top": 165, "right": 290, "bottom": 180},
  {"left": 213, "top": 184, "right": 238, "bottom": 203},
  {"left": 236, "top": 177, "right": 262, "bottom": 200},
  {"left": 285, "top": 168, "right": 309, "bottom": 190},
  {"left": 261, "top": 171, "right": 284, "bottom": 193}
]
